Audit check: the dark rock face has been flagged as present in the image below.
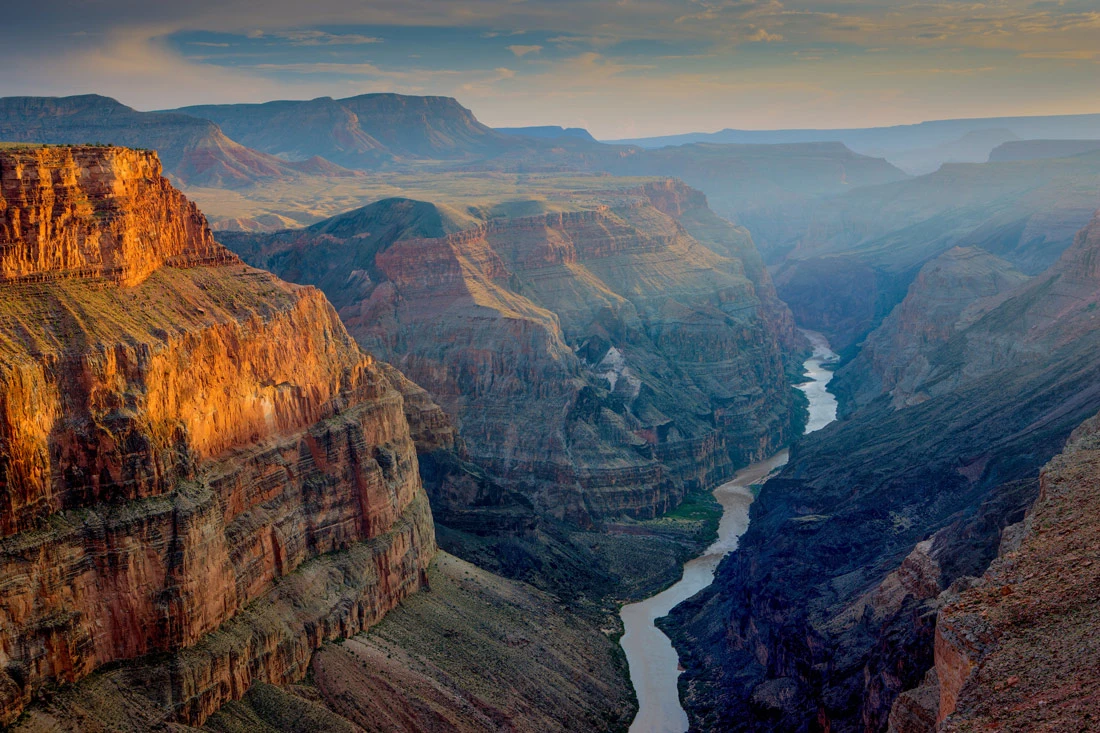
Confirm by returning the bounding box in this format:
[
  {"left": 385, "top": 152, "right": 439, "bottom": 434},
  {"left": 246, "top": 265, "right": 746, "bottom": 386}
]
[
  {"left": 668, "top": 209, "right": 1100, "bottom": 732},
  {"left": 222, "top": 181, "right": 803, "bottom": 524}
]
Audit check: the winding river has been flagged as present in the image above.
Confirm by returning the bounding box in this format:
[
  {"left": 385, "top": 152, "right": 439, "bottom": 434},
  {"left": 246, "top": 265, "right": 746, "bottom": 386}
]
[{"left": 620, "top": 330, "right": 839, "bottom": 733}]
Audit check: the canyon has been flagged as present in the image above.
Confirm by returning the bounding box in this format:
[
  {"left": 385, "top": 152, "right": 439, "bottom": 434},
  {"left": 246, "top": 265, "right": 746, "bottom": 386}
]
[
  {"left": 220, "top": 180, "right": 804, "bottom": 526},
  {"left": 667, "top": 208, "right": 1100, "bottom": 731},
  {"left": 1, "top": 88, "right": 1099, "bottom": 733},
  {"left": 0, "top": 143, "right": 779, "bottom": 733}
]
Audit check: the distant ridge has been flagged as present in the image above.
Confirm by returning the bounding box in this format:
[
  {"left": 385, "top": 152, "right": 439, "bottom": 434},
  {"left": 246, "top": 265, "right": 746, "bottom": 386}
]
[
  {"left": 497, "top": 126, "right": 597, "bottom": 142},
  {"left": 610, "top": 113, "right": 1100, "bottom": 150},
  {"left": 611, "top": 113, "right": 1100, "bottom": 174},
  {"left": 989, "top": 138, "right": 1100, "bottom": 162},
  {"left": 173, "top": 94, "right": 523, "bottom": 167},
  {"left": 0, "top": 94, "right": 360, "bottom": 188}
]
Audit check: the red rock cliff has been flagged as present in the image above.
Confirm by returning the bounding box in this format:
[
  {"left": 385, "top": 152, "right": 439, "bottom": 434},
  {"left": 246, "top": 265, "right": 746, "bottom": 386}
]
[
  {"left": 0, "top": 145, "right": 231, "bottom": 285},
  {"left": 0, "top": 147, "right": 435, "bottom": 727}
]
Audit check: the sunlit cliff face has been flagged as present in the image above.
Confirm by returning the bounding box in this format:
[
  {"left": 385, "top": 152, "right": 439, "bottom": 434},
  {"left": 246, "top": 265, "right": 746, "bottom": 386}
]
[
  {"left": 2, "top": 0, "right": 1099, "bottom": 137},
  {"left": 0, "top": 146, "right": 436, "bottom": 726}
]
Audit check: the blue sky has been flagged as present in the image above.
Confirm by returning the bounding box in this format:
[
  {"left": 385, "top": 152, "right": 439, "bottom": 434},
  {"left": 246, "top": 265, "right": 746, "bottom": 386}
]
[{"left": 2, "top": 1, "right": 1098, "bottom": 138}]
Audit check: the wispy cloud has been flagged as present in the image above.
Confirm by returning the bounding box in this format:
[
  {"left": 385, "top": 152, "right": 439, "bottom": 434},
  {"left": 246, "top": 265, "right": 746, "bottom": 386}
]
[
  {"left": 507, "top": 44, "right": 542, "bottom": 56},
  {"left": 266, "top": 30, "right": 383, "bottom": 45}
]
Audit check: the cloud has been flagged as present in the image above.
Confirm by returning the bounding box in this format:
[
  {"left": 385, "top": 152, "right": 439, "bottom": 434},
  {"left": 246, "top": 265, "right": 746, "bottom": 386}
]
[
  {"left": 3, "top": 0, "right": 1100, "bottom": 137},
  {"left": 507, "top": 44, "right": 542, "bottom": 56},
  {"left": 269, "top": 30, "right": 383, "bottom": 45},
  {"left": 747, "top": 28, "right": 782, "bottom": 42},
  {"left": 1019, "top": 50, "right": 1098, "bottom": 60}
]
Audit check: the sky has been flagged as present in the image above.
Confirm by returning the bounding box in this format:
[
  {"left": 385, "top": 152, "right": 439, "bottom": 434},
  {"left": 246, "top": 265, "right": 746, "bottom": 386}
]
[{"left": 2, "top": 0, "right": 1098, "bottom": 139}]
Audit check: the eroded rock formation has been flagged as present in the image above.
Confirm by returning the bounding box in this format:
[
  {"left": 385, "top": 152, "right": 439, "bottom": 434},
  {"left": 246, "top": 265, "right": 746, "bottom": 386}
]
[
  {"left": 222, "top": 180, "right": 802, "bottom": 525},
  {"left": 832, "top": 246, "right": 1028, "bottom": 413},
  {"left": 0, "top": 146, "right": 435, "bottom": 727}
]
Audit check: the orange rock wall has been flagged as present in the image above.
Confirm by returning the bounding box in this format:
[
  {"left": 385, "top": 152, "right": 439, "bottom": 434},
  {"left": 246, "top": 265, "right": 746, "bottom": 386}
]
[
  {"left": 0, "top": 146, "right": 231, "bottom": 285},
  {"left": 0, "top": 148, "right": 436, "bottom": 726}
]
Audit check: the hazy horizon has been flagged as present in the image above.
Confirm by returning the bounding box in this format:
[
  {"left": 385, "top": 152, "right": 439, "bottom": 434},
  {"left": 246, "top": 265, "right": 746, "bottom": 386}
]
[{"left": 4, "top": 0, "right": 1099, "bottom": 139}]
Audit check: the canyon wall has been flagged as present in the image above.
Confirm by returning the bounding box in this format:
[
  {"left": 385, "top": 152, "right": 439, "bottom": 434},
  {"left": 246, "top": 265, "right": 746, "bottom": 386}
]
[
  {"left": 0, "top": 145, "right": 230, "bottom": 285},
  {"left": 222, "top": 180, "right": 802, "bottom": 525},
  {"left": 0, "top": 147, "right": 435, "bottom": 727},
  {"left": 831, "top": 246, "right": 1028, "bottom": 413},
  {"left": 911, "top": 410, "right": 1100, "bottom": 731}
]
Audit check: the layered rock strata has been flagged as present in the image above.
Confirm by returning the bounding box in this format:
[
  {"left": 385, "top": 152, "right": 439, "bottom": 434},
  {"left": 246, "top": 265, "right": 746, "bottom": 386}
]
[
  {"left": 0, "top": 147, "right": 435, "bottom": 726},
  {"left": 0, "top": 145, "right": 231, "bottom": 285},
  {"left": 222, "top": 180, "right": 801, "bottom": 524}
]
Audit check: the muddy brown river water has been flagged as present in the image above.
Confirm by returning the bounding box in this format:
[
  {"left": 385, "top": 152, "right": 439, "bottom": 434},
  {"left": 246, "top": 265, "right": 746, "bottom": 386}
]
[{"left": 620, "top": 330, "right": 838, "bottom": 732}]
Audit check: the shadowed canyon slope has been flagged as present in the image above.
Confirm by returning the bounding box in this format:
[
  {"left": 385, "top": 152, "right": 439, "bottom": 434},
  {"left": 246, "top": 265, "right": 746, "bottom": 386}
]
[
  {"left": 667, "top": 208, "right": 1100, "bottom": 731},
  {"left": 888, "top": 409, "right": 1100, "bottom": 732},
  {"left": 221, "top": 180, "right": 804, "bottom": 525},
  {"left": 0, "top": 146, "right": 435, "bottom": 727}
]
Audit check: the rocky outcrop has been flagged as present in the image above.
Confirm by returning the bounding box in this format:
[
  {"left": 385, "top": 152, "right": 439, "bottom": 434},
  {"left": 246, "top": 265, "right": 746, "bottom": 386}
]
[
  {"left": 667, "top": 209, "right": 1100, "bottom": 732},
  {"left": 0, "top": 145, "right": 232, "bottom": 286},
  {"left": 0, "top": 147, "right": 435, "bottom": 726},
  {"left": 832, "top": 247, "right": 1028, "bottom": 413},
  {"left": 888, "top": 410, "right": 1100, "bottom": 731},
  {"left": 222, "top": 180, "right": 802, "bottom": 525}
]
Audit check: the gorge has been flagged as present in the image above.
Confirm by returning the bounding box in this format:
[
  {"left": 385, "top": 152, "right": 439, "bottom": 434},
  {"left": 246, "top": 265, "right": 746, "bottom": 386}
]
[
  {"left": 0, "top": 81, "right": 1098, "bottom": 733},
  {"left": 621, "top": 330, "right": 838, "bottom": 733}
]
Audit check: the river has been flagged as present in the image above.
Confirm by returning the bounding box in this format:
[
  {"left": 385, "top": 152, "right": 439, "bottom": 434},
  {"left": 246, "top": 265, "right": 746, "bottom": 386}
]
[{"left": 619, "top": 330, "right": 839, "bottom": 733}]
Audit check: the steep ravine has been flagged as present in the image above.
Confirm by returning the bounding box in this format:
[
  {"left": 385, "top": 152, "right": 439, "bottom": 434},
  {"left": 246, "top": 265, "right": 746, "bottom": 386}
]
[
  {"left": 622, "top": 331, "right": 838, "bottom": 733},
  {"left": 667, "top": 210, "right": 1100, "bottom": 731}
]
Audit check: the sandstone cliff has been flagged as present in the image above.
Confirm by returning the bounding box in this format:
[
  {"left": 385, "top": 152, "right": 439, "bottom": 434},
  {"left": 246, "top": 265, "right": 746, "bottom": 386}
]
[
  {"left": 0, "top": 147, "right": 435, "bottom": 727},
  {"left": 222, "top": 180, "right": 802, "bottom": 525}
]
